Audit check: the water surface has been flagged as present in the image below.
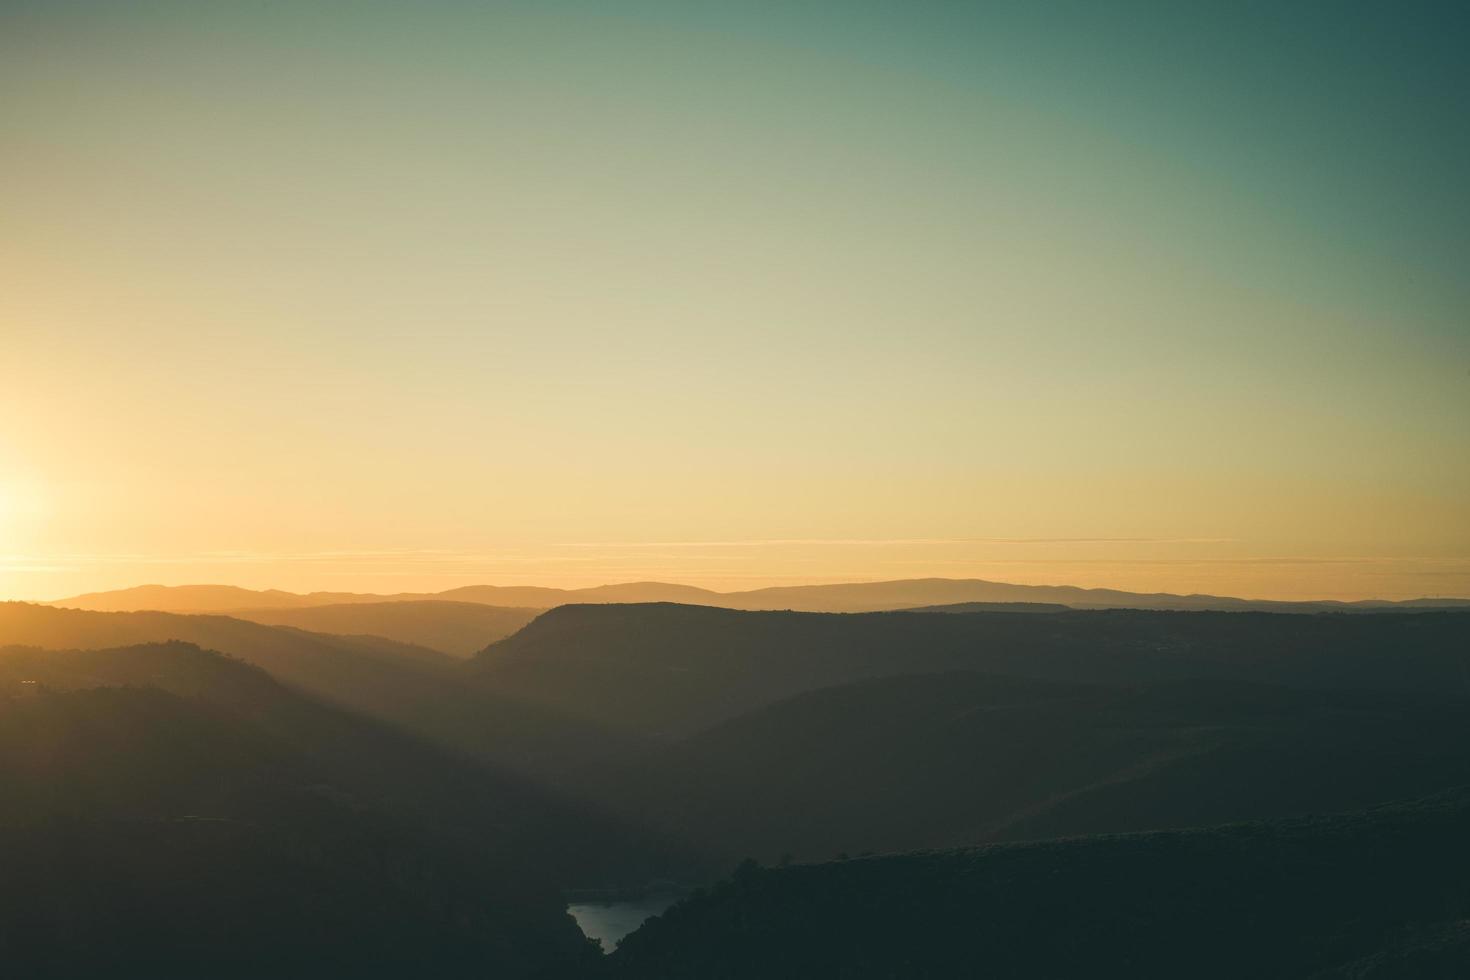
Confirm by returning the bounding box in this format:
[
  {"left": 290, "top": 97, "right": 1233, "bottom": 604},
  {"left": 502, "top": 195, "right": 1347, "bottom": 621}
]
[{"left": 569, "top": 894, "right": 680, "bottom": 951}]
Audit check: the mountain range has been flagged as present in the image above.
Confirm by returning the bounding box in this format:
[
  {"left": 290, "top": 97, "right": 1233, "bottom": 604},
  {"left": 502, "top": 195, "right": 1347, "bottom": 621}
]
[
  {"left": 47, "top": 578, "right": 1470, "bottom": 616},
  {"left": 471, "top": 603, "right": 1470, "bottom": 865},
  {"left": 8, "top": 593, "right": 1470, "bottom": 974}
]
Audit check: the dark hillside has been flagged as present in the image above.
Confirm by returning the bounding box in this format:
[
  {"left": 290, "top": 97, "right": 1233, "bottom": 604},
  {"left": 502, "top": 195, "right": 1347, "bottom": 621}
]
[
  {"left": 0, "top": 642, "right": 708, "bottom": 887},
  {"left": 0, "top": 603, "right": 643, "bottom": 786},
  {"left": 474, "top": 604, "right": 1470, "bottom": 737},
  {"left": 589, "top": 672, "right": 1470, "bottom": 863},
  {"left": 609, "top": 792, "right": 1470, "bottom": 979},
  {"left": 0, "top": 681, "right": 599, "bottom": 978},
  {"left": 0, "top": 601, "right": 458, "bottom": 713},
  {"left": 904, "top": 601, "right": 1074, "bottom": 613}
]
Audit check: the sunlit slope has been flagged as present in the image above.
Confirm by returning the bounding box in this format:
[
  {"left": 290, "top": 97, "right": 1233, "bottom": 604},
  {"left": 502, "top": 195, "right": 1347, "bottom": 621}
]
[
  {"left": 45, "top": 581, "right": 719, "bottom": 612},
  {"left": 48, "top": 583, "right": 326, "bottom": 612},
  {"left": 0, "top": 601, "right": 457, "bottom": 709},
  {"left": 609, "top": 792, "right": 1470, "bottom": 979},
  {"left": 0, "top": 603, "right": 654, "bottom": 794},
  {"left": 227, "top": 600, "right": 541, "bottom": 657}
]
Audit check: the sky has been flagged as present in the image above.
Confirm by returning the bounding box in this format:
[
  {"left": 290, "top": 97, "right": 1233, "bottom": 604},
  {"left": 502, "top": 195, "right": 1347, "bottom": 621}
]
[{"left": 2, "top": 0, "right": 1467, "bottom": 601}]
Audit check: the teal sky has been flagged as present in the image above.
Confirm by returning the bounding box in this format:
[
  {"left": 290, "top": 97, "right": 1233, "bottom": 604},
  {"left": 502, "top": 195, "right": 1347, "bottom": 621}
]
[{"left": 2, "top": 0, "right": 1467, "bottom": 600}]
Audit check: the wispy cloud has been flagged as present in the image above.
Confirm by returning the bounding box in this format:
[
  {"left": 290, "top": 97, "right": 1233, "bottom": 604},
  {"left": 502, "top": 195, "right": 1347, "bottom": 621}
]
[{"left": 0, "top": 549, "right": 610, "bottom": 568}]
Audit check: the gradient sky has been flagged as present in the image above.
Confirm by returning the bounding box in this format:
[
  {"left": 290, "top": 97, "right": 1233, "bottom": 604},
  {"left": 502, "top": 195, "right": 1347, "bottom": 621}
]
[{"left": 2, "top": 0, "right": 1467, "bottom": 600}]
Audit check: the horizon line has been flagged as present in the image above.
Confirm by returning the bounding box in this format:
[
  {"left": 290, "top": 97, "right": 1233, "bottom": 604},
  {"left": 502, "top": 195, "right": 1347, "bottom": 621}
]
[{"left": 25, "top": 574, "right": 1470, "bottom": 608}]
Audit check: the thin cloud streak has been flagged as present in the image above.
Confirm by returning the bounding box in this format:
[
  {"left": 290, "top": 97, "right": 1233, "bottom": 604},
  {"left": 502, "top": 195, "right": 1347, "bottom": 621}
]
[{"left": 8, "top": 549, "right": 1463, "bottom": 572}]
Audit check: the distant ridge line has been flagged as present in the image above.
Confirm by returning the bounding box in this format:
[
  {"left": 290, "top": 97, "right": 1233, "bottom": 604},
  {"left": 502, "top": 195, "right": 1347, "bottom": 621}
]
[{"left": 42, "top": 578, "right": 1470, "bottom": 615}]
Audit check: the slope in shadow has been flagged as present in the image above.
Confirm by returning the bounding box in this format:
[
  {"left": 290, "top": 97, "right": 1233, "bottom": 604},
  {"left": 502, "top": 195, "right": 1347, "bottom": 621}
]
[
  {"left": 473, "top": 603, "right": 1470, "bottom": 738},
  {"left": 587, "top": 671, "right": 1470, "bottom": 863},
  {"left": 609, "top": 791, "right": 1470, "bottom": 979},
  {"left": 0, "top": 659, "right": 601, "bottom": 978}
]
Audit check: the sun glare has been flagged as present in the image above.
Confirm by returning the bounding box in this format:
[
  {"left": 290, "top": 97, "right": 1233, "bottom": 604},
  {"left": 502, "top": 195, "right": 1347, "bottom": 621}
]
[{"left": 0, "top": 474, "right": 44, "bottom": 537}]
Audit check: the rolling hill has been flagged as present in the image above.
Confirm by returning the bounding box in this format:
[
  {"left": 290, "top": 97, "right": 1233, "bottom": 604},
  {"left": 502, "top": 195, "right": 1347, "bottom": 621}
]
[
  {"left": 608, "top": 792, "right": 1470, "bottom": 978},
  {"left": 0, "top": 644, "right": 604, "bottom": 977},
  {"left": 903, "top": 601, "right": 1073, "bottom": 613},
  {"left": 0, "top": 640, "right": 701, "bottom": 887},
  {"left": 0, "top": 602, "right": 664, "bottom": 798},
  {"left": 471, "top": 603, "right": 1470, "bottom": 738},
  {"left": 463, "top": 603, "right": 1470, "bottom": 871},
  {"left": 47, "top": 583, "right": 332, "bottom": 612},
  {"left": 0, "top": 600, "right": 460, "bottom": 712},
  {"left": 225, "top": 600, "right": 542, "bottom": 657},
  {"left": 719, "top": 578, "right": 1470, "bottom": 613},
  {"left": 16, "top": 598, "right": 1470, "bottom": 920},
  {"left": 587, "top": 671, "right": 1470, "bottom": 864}
]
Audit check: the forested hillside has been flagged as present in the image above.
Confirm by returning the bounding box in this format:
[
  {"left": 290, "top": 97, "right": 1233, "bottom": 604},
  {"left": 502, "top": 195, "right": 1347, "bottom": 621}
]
[{"left": 609, "top": 792, "right": 1470, "bottom": 978}]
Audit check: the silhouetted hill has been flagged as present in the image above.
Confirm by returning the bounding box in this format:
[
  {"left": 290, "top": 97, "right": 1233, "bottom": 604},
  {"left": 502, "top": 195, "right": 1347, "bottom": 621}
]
[
  {"left": 589, "top": 672, "right": 1470, "bottom": 864},
  {"left": 227, "top": 600, "right": 541, "bottom": 657},
  {"left": 49, "top": 583, "right": 325, "bottom": 612},
  {"left": 45, "top": 581, "right": 718, "bottom": 612},
  {"left": 2, "top": 814, "right": 594, "bottom": 979},
  {"left": 0, "top": 606, "right": 713, "bottom": 881},
  {"left": 469, "top": 604, "right": 1470, "bottom": 868},
  {"left": 0, "top": 641, "right": 704, "bottom": 887},
  {"left": 608, "top": 792, "right": 1470, "bottom": 978},
  {"left": 0, "top": 601, "right": 467, "bottom": 716},
  {"left": 441, "top": 582, "right": 723, "bottom": 607},
  {"left": 473, "top": 604, "right": 1470, "bottom": 738},
  {"left": 0, "top": 662, "right": 601, "bottom": 977},
  {"left": 904, "top": 601, "right": 1072, "bottom": 613},
  {"left": 49, "top": 578, "right": 1470, "bottom": 615},
  {"left": 0, "top": 603, "right": 663, "bottom": 808},
  {"left": 718, "top": 578, "right": 1470, "bottom": 613}
]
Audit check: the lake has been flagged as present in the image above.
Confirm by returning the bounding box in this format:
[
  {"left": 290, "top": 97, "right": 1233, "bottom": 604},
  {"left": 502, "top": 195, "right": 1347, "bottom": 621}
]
[{"left": 568, "top": 893, "right": 681, "bottom": 951}]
